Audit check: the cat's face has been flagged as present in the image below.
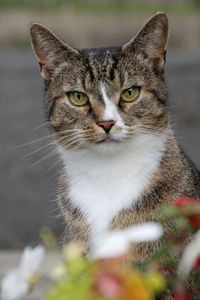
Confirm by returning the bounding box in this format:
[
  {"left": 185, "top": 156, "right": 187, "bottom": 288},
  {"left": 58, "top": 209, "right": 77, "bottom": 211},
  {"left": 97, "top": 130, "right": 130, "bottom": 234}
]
[{"left": 30, "top": 12, "right": 169, "bottom": 154}]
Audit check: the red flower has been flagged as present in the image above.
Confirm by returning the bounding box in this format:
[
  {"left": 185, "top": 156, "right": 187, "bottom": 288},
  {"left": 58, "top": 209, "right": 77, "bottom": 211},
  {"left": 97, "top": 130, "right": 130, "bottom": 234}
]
[
  {"left": 96, "top": 272, "right": 122, "bottom": 299},
  {"left": 188, "top": 217, "right": 200, "bottom": 229},
  {"left": 173, "top": 290, "right": 191, "bottom": 300},
  {"left": 174, "top": 197, "right": 200, "bottom": 229},
  {"left": 192, "top": 256, "right": 200, "bottom": 270},
  {"left": 174, "top": 197, "right": 198, "bottom": 207}
]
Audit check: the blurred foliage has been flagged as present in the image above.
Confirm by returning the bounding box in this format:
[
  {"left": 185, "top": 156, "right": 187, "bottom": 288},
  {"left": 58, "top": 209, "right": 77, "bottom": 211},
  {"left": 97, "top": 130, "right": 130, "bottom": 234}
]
[
  {"left": 45, "top": 246, "right": 165, "bottom": 300},
  {"left": 43, "top": 198, "right": 200, "bottom": 300},
  {"left": 0, "top": 0, "right": 200, "bottom": 15},
  {"left": 40, "top": 227, "right": 57, "bottom": 251}
]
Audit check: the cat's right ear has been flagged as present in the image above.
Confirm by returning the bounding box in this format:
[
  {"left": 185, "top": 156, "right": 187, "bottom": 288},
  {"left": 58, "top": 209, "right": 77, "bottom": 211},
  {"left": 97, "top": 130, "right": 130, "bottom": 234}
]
[{"left": 30, "top": 23, "right": 79, "bottom": 79}]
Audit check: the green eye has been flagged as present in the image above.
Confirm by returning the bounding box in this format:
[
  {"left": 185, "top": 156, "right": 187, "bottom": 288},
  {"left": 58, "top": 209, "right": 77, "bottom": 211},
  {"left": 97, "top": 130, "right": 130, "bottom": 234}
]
[
  {"left": 68, "top": 92, "right": 89, "bottom": 106},
  {"left": 121, "top": 87, "right": 140, "bottom": 102}
]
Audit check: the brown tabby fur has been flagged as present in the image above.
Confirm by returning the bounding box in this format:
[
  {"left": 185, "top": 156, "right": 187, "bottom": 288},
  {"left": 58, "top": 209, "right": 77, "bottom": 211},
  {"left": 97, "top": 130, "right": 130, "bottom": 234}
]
[{"left": 30, "top": 12, "right": 200, "bottom": 263}]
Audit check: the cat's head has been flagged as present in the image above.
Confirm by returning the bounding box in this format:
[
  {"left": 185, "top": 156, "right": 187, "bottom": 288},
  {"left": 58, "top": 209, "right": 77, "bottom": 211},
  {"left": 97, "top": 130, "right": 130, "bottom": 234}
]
[{"left": 30, "top": 12, "right": 169, "bottom": 155}]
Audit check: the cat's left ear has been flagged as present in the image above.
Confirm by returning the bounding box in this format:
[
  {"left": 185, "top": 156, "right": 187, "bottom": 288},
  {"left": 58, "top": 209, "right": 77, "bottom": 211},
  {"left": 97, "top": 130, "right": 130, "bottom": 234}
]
[
  {"left": 122, "top": 12, "right": 168, "bottom": 69},
  {"left": 30, "top": 23, "right": 79, "bottom": 78}
]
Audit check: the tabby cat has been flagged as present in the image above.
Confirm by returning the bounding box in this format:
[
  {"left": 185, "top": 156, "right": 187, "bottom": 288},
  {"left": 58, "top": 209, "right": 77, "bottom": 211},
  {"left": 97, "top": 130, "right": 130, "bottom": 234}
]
[{"left": 30, "top": 12, "right": 200, "bottom": 261}]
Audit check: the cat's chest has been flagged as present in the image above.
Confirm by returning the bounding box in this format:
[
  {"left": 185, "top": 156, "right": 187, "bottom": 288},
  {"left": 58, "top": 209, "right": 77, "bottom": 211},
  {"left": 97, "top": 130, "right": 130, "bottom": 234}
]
[
  {"left": 69, "top": 161, "right": 149, "bottom": 235},
  {"left": 61, "top": 135, "right": 165, "bottom": 237}
]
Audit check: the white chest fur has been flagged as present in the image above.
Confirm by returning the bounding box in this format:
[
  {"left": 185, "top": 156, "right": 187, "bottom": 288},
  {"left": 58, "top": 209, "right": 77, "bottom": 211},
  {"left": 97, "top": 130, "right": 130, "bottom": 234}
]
[{"left": 59, "top": 133, "right": 167, "bottom": 238}]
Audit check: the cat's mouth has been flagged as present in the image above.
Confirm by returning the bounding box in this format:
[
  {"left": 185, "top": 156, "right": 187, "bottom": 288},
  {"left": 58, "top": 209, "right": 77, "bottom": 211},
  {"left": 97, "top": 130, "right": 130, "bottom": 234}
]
[{"left": 96, "top": 137, "right": 120, "bottom": 144}]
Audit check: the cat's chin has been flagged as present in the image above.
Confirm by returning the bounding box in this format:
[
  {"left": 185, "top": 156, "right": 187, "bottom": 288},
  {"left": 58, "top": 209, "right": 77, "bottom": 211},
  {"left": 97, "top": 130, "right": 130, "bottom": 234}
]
[
  {"left": 96, "top": 137, "right": 120, "bottom": 144},
  {"left": 90, "top": 138, "right": 125, "bottom": 155}
]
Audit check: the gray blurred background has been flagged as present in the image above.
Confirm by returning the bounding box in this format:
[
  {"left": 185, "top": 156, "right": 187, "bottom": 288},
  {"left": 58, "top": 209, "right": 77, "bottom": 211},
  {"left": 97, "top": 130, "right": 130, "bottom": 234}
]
[{"left": 0, "top": 0, "right": 200, "bottom": 249}]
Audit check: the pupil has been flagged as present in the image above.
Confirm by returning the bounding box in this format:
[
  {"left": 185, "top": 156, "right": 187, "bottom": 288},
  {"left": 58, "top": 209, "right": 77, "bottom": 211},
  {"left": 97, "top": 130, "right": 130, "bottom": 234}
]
[
  {"left": 77, "top": 93, "right": 81, "bottom": 100},
  {"left": 128, "top": 89, "right": 132, "bottom": 96}
]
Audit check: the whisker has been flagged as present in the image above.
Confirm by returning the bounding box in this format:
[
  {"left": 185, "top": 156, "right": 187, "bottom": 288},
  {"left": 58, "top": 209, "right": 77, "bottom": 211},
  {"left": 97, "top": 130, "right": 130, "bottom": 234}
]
[
  {"left": 61, "top": 138, "right": 88, "bottom": 154},
  {"left": 69, "top": 140, "right": 88, "bottom": 152},
  {"left": 19, "top": 132, "right": 82, "bottom": 161},
  {"left": 56, "top": 129, "right": 85, "bottom": 137},
  {"left": 22, "top": 129, "right": 91, "bottom": 171},
  {"left": 27, "top": 148, "right": 58, "bottom": 169},
  {"left": 27, "top": 136, "right": 84, "bottom": 169},
  {"left": 54, "top": 133, "right": 82, "bottom": 145},
  {"left": 57, "top": 133, "right": 83, "bottom": 143},
  {"left": 45, "top": 157, "right": 63, "bottom": 174},
  {"left": 62, "top": 137, "right": 85, "bottom": 149},
  {"left": 82, "top": 133, "right": 96, "bottom": 138},
  {"left": 57, "top": 136, "right": 85, "bottom": 149},
  {"left": 8, "top": 128, "right": 83, "bottom": 149},
  {"left": 137, "top": 124, "right": 163, "bottom": 131},
  {"left": 128, "top": 124, "right": 164, "bottom": 135},
  {"left": 20, "top": 141, "right": 57, "bottom": 159},
  {"left": 26, "top": 121, "right": 51, "bottom": 134},
  {"left": 135, "top": 129, "right": 162, "bottom": 136}
]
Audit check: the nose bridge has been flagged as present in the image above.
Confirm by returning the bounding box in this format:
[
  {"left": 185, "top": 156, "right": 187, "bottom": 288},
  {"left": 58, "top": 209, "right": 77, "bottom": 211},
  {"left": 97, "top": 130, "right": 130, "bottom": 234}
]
[
  {"left": 90, "top": 92, "right": 106, "bottom": 121},
  {"left": 89, "top": 82, "right": 117, "bottom": 122},
  {"left": 91, "top": 101, "right": 105, "bottom": 121},
  {"left": 99, "top": 81, "right": 118, "bottom": 122}
]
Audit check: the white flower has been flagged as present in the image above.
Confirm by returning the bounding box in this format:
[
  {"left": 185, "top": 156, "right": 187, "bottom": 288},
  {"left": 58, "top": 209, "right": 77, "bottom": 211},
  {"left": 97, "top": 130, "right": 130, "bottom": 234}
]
[
  {"left": 1, "top": 245, "right": 46, "bottom": 300},
  {"left": 91, "top": 222, "right": 163, "bottom": 259},
  {"left": 177, "top": 229, "right": 200, "bottom": 278}
]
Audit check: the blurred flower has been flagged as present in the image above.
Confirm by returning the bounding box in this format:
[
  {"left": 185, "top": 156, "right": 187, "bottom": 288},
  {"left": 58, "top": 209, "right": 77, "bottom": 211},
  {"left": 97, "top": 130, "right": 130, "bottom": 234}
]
[
  {"left": 177, "top": 230, "right": 200, "bottom": 277},
  {"left": 40, "top": 227, "right": 57, "bottom": 250},
  {"left": 192, "top": 256, "right": 200, "bottom": 270},
  {"left": 63, "top": 241, "right": 85, "bottom": 261},
  {"left": 173, "top": 290, "right": 191, "bottom": 300},
  {"left": 174, "top": 197, "right": 198, "bottom": 207},
  {"left": 122, "top": 273, "right": 153, "bottom": 300},
  {"left": 50, "top": 265, "right": 66, "bottom": 281},
  {"left": 96, "top": 272, "right": 122, "bottom": 299},
  {"left": 145, "top": 272, "right": 165, "bottom": 293},
  {"left": 95, "top": 264, "right": 161, "bottom": 300},
  {"left": 1, "top": 245, "right": 45, "bottom": 300},
  {"left": 188, "top": 216, "right": 200, "bottom": 229},
  {"left": 91, "top": 222, "right": 163, "bottom": 259},
  {"left": 174, "top": 197, "right": 200, "bottom": 229}
]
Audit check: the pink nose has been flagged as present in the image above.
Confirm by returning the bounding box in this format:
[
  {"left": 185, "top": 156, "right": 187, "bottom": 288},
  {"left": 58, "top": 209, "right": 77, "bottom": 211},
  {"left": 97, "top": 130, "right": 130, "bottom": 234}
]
[{"left": 96, "top": 120, "right": 115, "bottom": 134}]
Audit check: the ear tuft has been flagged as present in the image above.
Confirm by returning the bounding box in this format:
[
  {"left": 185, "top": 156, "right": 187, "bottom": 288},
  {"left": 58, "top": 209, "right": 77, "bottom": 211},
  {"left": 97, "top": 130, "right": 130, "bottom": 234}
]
[
  {"left": 122, "top": 12, "right": 168, "bottom": 63},
  {"left": 30, "top": 23, "right": 79, "bottom": 78}
]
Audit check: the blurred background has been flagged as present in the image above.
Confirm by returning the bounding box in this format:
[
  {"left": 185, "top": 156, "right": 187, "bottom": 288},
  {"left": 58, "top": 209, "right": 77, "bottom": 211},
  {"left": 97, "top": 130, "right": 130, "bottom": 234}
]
[{"left": 0, "top": 0, "right": 200, "bottom": 250}]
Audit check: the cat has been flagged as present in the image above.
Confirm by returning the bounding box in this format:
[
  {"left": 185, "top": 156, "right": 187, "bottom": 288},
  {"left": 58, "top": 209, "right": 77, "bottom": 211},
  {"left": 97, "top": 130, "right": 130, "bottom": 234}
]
[{"left": 30, "top": 12, "right": 200, "bottom": 262}]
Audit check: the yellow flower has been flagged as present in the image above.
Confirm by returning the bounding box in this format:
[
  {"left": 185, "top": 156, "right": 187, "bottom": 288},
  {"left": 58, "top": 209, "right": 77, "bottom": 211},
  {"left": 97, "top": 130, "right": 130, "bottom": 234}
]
[
  {"left": 146, "top": 272, "right": 165, "bottom": 293},
  {"left": 120, "top": 273, "right": 153, "bottom": 300},
  {"left": 63, "top": 241, "right": 85, "bottom": 261}
]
